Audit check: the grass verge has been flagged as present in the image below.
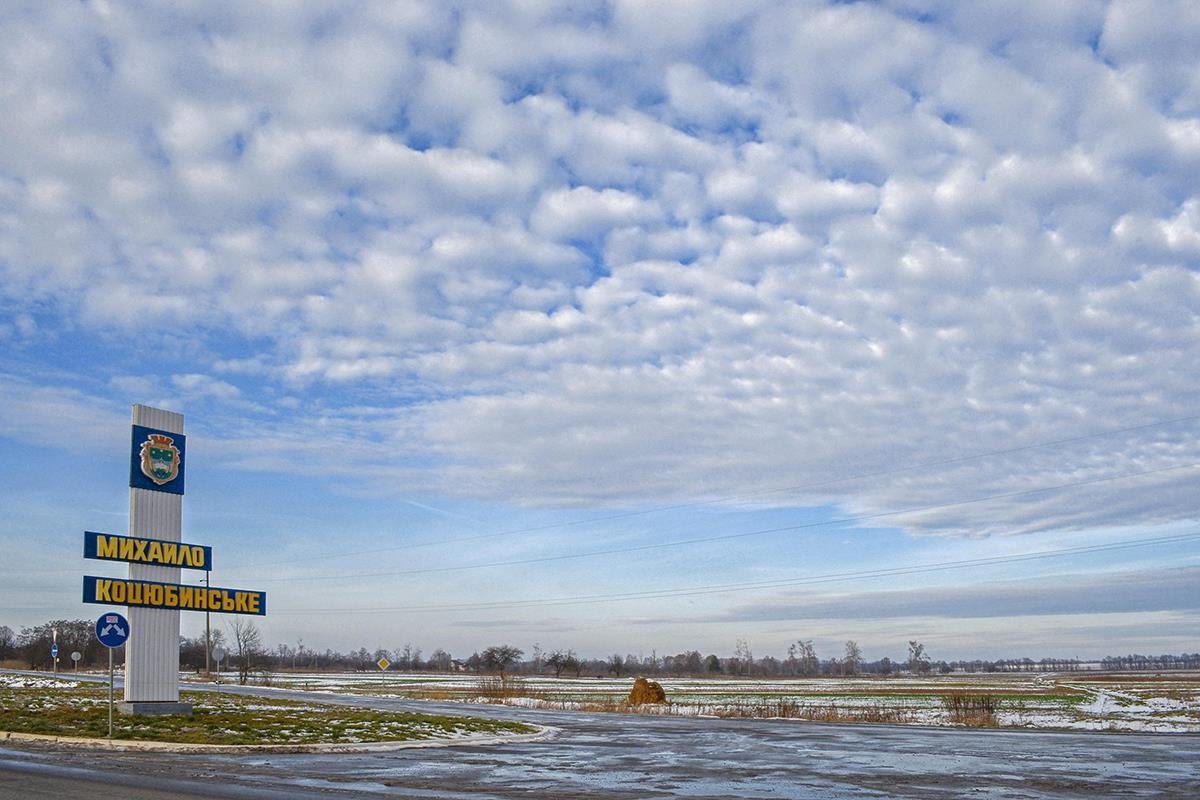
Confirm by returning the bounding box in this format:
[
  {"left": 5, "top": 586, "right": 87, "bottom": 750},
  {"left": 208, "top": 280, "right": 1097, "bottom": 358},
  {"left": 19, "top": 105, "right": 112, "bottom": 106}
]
[{"left": 1, "top": 684, "right": 534, "bottom": 745}]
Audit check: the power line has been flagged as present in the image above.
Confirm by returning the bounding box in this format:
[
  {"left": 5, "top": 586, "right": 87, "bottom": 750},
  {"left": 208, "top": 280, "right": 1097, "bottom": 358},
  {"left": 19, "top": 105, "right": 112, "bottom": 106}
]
[
  {"left": 267, "top": 530, "right": 1200, "bottom": 615},
  {"left": 234, "top": 413, "right": 1200, "bottom": 568},
  {"left": 230, "top": 460, "right": 1200, "bottom": 582}
]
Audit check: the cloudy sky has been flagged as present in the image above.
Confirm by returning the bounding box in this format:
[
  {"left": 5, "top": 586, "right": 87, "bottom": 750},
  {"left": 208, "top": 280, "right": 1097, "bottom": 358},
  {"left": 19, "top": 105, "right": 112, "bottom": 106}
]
[{"left": 1, "top": 0, "right": 1198, "bottom": 662}]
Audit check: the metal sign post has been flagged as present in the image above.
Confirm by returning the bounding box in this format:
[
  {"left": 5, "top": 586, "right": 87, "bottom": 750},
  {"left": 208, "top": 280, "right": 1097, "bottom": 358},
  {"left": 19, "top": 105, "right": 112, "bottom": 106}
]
[
  {"left": 377, "top": 657, "right": 390, "bottom": 688},
  {"left": 204, "top": 574, "right": 211, "bottom": 678},
  {"left": 96, "top": 612, "right": 130, "bottom": 738}
]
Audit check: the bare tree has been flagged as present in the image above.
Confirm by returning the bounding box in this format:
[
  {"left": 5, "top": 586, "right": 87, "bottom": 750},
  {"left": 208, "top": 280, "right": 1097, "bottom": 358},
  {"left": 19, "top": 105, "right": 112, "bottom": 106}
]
[
  {"left": 481, "top": 644, "right": 524, "bottom": 677},
  {"left": 544, "top": 650, "right": 567, "bottom": 678},
  {"left": 843, "top": 640, "right": 862, "bottom": 676},
  {"left": 0, "top": 625, "right": 14, "bottom": 660},
  {"left": 731, "top": 639, "right": 754, "bottom": 676},
  {"left": 394, "top": 643, "right": 421, "bottom": 671},
  {"left": 429, "top": 648, "right": 452, "bottom": 672},
  {"left": 789, "top": 640, "right": 819, "bottom": 676},
  {"left": 228, "top": 619, "right": 264, "bottom": 685},
  {"left": 608, "top": 654, "right": 624, "bottom": 676},
  {"left": 18, "top": 620, "right": 100, "bottom": 670},
  {"left": 908, "top": 641, "right": 930, "bottom": 674}
]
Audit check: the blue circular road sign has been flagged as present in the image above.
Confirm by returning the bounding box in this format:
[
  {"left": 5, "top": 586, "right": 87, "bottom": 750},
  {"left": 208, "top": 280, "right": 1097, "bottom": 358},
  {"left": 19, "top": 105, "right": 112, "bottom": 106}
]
[
  {"left": 50, "top": 644, "right": 58, "bottom": 658},
  {"left": 95, "top": 612, "right": 129, "bottom": 648}
]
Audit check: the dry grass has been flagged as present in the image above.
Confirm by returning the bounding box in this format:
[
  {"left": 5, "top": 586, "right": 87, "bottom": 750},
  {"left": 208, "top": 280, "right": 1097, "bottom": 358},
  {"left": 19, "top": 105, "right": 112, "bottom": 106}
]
[
  {"left": 702, "top": 700, "right": 915, "bottom": 723},
  {"left": 474, "top": 676, "right": 547, "bottom": 700},
  {"left": 442, "top": 678, "right": 1004, "bottom": 727},
  {"left": 464, "top": 687, "right": 920, "bottom": 724},
  {"left": 944, "top": 693, "right": 1000, "bottom": 726}
]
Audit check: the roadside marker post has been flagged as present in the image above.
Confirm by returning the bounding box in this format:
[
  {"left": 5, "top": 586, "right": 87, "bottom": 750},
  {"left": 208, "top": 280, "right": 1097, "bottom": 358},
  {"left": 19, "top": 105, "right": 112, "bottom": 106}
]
[
  {"left": 95, "top": 612, "right": 130, "bottom": 738},
  {"left": 212, "top": 647, "right": 226, "bottom": 680},
  {"left": 377, "top": 657, "right": 390, "bottom": 687}
]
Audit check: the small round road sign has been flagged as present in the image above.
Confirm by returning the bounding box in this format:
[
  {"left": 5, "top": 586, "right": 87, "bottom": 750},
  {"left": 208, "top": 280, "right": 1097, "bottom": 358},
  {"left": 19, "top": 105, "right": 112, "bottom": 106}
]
[
  {"left": 71, "top": 651, "right": 82, "bottom": 663},
  {"left": 95, "top": 612, "right": 129, "bottom": 648},
  {"left": 50, "top": 644, "right": 59, "bottom": 658}
]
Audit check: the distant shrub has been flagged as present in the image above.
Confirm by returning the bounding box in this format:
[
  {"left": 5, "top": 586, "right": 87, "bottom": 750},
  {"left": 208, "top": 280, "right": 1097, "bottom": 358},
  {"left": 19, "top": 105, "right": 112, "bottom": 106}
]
[
  {"left": 944, "top": 693, "right": 1000, "bottom": 725},
  {"left": 475, "top": 676, "right": 538, "bottom": 699}
]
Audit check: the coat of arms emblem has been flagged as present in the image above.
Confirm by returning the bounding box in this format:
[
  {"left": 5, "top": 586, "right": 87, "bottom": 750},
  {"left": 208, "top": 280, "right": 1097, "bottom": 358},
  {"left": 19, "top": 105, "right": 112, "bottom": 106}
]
[{"left": 139, "top": 433, "right": 181, "bottom": 485}]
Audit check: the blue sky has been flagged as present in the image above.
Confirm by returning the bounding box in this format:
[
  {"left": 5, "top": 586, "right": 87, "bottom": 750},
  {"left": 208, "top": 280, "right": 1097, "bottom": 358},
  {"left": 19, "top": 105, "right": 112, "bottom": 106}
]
[{"left": 1, "top": 1, "right": 1198, "bottom": 662}]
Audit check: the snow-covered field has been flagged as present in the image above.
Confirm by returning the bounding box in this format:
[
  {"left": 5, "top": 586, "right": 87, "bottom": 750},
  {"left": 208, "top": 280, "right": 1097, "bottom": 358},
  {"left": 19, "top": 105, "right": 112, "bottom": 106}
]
[
  {"left": 0, "top": 674, "right": 79, "bottom": 690},
  {"left": 266, "top": 670, "right": 1200, "bottom": 733}
]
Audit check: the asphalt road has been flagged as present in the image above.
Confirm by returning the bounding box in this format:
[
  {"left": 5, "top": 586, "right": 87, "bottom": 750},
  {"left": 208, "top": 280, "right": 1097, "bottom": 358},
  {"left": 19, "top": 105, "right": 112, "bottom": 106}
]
[{"left": 2, "top": 681, "right": 1198, "bottom": 798}]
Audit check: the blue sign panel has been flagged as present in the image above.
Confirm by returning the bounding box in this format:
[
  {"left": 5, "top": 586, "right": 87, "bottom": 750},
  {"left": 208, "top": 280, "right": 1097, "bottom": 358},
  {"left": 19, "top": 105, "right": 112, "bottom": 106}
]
[
  {"left": 95, "top": 612, "right": 130, "bottom": 648},
  {"left": 129, "top": 424, "right": 185, "bottom": 495},
  {"left": 83, "top": 576, "right": 266, "bottom": 616},
  {"left": 84, "top": 531, "right": 211, "bottom": 571},
  {"left": 50, "top": 643, "right": 58, "bottom": 658}
]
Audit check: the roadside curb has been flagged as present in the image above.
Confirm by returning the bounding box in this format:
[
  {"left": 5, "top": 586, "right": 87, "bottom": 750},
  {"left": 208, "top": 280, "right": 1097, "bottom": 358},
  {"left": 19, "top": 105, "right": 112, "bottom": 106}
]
[{"left": 0, "top": 724, "right": 557, "bottom": 753}]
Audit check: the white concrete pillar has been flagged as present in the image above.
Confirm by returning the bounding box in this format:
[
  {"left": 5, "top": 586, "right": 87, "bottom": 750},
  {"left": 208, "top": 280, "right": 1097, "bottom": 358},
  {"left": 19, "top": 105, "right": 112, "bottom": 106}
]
[{"left": 123, "top": 404, "right": 184, "bottom": 707}]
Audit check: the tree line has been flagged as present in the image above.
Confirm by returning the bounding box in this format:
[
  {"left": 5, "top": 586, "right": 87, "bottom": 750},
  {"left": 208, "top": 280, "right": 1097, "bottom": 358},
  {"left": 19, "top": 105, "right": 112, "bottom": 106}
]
[{"left": 5, "top": 621, "right": 1199, "bottom": 676}]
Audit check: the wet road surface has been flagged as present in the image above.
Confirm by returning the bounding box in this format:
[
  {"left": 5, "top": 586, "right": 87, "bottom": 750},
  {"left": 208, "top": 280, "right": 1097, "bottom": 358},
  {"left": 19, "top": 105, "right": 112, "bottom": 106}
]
[{"left": 1, "top": 682, "right": 1197, "bottom": 798}]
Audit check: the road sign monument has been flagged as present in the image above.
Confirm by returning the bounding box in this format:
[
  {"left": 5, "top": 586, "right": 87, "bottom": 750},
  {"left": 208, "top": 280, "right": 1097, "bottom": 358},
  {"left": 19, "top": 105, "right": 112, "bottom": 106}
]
[{"left": 80, "top": 405, "right": 267, "bottom": 716}]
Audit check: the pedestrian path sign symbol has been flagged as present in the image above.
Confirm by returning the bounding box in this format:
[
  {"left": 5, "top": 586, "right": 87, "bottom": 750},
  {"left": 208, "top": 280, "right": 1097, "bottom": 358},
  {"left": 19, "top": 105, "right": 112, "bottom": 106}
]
[{"left": 96, "top": 612, "right": 130, "bottom": 648}]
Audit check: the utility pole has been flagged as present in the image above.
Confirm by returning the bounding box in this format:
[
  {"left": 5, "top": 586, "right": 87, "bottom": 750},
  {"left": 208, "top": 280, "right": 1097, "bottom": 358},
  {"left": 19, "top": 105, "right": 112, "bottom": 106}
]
[{"left": 204, "top": 573, "right": 211, "bottom": 678}]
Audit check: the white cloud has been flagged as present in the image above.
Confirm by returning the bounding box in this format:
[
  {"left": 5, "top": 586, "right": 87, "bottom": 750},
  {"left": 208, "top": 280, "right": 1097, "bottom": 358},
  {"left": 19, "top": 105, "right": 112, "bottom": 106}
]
[
  {"left": 1113, "top": 198, "right": 1200, "bottom": 256},
  {"left": 531, "top": 186, "right": 661, "bottom": 241},
  {"left": 171, "top": 373, "right": 241, "bottom": 400},
  {"left": 1, "top": 0, "right": 1199, "bottom": 544}
]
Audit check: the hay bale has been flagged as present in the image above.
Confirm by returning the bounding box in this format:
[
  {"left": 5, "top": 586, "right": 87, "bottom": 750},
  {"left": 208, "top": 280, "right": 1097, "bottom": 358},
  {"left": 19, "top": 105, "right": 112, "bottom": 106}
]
[{"left": 627, "top": 677, "right": 667, "bottom": 705}]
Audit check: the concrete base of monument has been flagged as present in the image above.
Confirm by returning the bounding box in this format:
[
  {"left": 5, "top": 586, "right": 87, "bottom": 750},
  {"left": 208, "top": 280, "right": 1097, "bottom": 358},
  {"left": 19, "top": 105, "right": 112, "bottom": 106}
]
[{"left": 118, "top": 701, "right": 194, "bottom": 716}]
